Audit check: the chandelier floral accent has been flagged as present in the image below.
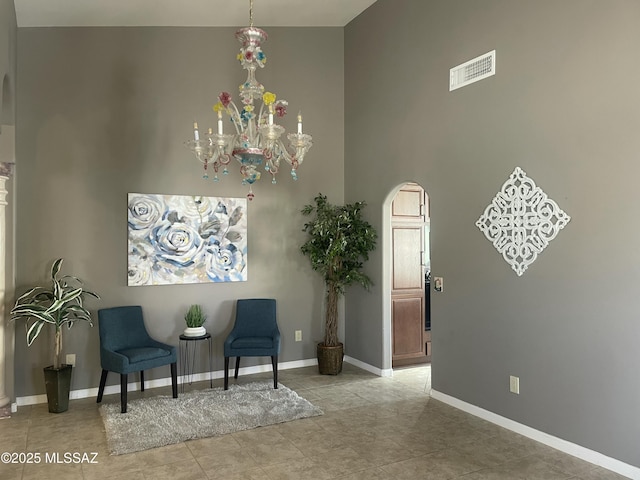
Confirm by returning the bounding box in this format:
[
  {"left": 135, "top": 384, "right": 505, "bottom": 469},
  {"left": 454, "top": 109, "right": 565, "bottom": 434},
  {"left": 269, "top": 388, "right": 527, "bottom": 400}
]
[{"left": 185, "top": 0, "right": 312, "bottom": 201}]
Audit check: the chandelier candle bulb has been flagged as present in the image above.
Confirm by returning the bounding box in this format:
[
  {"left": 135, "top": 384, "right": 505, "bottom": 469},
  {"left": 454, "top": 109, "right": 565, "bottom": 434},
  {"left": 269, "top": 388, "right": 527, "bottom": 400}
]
[
  {"left": 297, "top": 112, "right": 303, "bottom": 134},
  {"left": 193, "top": 122, "right": 200, "bottom": 141},
  {"left": 217, "top": 111, "right": 224, "bottom": 135}
]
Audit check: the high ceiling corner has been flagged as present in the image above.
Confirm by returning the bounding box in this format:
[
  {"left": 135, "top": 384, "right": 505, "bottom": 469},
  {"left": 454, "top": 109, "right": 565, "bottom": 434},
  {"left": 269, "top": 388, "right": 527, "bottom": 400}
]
[{"left": 13, "top": 0, "right": 378, "bottom": 27}]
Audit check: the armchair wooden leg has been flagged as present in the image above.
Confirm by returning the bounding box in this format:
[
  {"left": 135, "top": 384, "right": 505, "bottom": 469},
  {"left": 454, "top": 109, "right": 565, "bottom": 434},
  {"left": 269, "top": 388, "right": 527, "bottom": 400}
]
[
  {"left": 170, "top": 362, "right": 178, "bottom": 398},
  {"left": 271, "top": 355, "right": 278, "bottom": 389},
  {"left": 120, "top": 373, "right": 128, "bottom": 414},
  {"left": 140, "top": 370, "right": 145, "bottom": 392},
  {"left": 234, "top": 357, "right": 241, "bottom": 379},
  {"left": 97, "top": 369, "right": 108, "bottom": 403},
  {"left": 224, "top": 357, "right": 230, "bottom": 390}
]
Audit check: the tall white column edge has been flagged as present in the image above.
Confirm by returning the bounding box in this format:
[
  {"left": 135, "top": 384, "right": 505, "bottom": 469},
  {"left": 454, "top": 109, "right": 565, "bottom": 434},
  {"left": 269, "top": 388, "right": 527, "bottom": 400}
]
[{"left": 0, "top": 163, "right": 14, "bottom": 408}]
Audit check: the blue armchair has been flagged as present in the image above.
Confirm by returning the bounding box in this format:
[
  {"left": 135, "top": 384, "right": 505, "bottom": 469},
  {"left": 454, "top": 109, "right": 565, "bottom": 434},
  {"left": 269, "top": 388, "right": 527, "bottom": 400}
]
[
  {"left": 224, "top": 298, "right": 281, "bottom": 390},
  {"left": 96, "top": 306, "right": 177, "bottom": 413}
]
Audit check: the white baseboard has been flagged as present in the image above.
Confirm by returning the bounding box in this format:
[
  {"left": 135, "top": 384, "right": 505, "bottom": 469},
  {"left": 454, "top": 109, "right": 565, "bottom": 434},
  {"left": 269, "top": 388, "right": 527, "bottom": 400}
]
[
  {"left": 15, "top": 358, "right": 320, "bottom": 407},
  {"left": 15, "top": 393, "right": 47, "bottom": 407},
  {"left": 344, "top": 356, "right": 392, "bottom": 377},
  {"left": 230, "top": 358, "right": 318, "bottom": 380},
  {"left": 16, "top": 356, "right": 389, "bottom": 407},
  {"left": 430, "top": 389, "right": 640, "bottom": 480},
  {"left": 15, "top": 357, "right": 389, "bottom": 407}
]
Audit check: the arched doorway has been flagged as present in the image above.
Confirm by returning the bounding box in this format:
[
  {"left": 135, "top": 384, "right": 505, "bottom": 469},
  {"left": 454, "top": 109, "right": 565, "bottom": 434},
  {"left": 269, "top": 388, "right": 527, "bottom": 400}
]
[
  {"left": 382, "top": 182, "right": 431, "bottom": 372},
  {"left": 1, "top": 73, "right": 13, "bottom": 127}
]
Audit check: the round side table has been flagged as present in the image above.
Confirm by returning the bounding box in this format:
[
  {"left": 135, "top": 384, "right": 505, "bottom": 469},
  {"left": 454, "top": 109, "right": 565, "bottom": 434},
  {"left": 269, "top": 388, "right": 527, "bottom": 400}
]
[{"left": 179, "top": 333, "right": 213, "bottom": 392}]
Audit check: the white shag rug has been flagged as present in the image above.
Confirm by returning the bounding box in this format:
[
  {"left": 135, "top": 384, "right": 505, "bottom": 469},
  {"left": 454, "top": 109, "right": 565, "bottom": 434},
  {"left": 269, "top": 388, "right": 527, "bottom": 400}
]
[{"left": 100, "top": 381, "right": 323, "bottom": 455}]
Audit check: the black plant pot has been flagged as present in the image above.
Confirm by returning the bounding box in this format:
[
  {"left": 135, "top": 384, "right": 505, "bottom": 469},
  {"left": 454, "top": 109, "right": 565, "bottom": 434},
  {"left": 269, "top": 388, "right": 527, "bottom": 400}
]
[
  {"left": 317, "top": 343, "right": 344, "bottom": 375},
  {"left": 43, "top": 364, "right": 73, "bottom": 413}
]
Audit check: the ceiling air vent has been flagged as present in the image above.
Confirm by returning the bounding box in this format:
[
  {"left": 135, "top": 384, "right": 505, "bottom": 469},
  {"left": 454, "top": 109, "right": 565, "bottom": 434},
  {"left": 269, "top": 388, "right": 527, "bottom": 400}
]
[{"left": 449, "top": 50, "right": 496, "bottom": 91}]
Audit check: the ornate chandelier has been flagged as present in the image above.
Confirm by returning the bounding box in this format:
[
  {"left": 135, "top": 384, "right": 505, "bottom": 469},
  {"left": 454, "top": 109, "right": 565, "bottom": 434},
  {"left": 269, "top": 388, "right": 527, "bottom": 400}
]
[{"left": 185, "top": 0, "right": 312, "bottom": 201}]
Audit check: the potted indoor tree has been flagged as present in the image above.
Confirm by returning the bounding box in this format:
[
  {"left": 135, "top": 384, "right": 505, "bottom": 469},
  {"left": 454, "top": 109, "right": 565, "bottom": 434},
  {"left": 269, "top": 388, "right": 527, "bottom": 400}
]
[
  {"left": 301, "top": 193, "right": 377, "bottom": 375},
  {"left": 10, "top": 258, "right": 99, "bottom": 413},
  {"left": 183, "top": 304, "right": 207, "bottom": 337}
]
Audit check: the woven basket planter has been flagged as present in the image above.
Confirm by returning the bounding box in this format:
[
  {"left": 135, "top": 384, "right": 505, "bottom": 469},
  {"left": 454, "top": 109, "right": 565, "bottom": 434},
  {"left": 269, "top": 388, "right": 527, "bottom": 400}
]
[{"left": 317, "top": 343, "right": 343, "bottom": 375}]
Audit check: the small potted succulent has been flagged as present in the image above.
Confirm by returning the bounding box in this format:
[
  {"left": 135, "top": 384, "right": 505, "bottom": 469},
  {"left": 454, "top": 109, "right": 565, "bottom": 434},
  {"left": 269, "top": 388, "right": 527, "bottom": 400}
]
[
  {"left": 183, "top": 304, "right": 207, "bottom": 337},
  {"left": 10, "top": 258, "right": 99, "bottom": 413}
]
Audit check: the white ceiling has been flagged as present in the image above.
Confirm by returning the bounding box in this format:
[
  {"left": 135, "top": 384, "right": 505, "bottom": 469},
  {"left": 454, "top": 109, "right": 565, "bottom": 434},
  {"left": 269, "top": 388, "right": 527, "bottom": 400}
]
[{"left": 13, "top": 0, "right": 378, "bottom": 27}]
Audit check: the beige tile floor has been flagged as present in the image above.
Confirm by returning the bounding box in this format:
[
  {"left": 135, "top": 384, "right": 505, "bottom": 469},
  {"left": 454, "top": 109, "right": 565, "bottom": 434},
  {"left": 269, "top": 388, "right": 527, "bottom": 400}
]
[{"left": 0, "top": 363, "right": 630, "bottom": 480}]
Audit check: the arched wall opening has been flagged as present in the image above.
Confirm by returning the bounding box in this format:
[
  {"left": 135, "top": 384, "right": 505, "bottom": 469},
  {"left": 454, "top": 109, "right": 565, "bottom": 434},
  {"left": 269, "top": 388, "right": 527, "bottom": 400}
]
[
  {"left": 0, "top": 74, "right": 15, "bottom": 162},
  {"left": 381, "top": 181, "right": 430, "bottom": 373},
  {"left": 1, "top": 74, "right": 13, "bottom": 127}
]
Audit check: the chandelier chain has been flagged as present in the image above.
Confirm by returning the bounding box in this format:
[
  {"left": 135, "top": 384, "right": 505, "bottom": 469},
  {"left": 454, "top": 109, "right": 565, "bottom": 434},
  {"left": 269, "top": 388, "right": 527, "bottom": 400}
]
[{"left": 249, "top": 0, "right": 254, "bottom": 27}]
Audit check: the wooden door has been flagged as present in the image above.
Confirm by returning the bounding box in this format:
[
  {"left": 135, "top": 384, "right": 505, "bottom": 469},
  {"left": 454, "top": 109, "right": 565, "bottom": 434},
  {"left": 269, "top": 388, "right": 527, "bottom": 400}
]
[{"left": 391, "top": 184, "right": 427, "bottom": 366}]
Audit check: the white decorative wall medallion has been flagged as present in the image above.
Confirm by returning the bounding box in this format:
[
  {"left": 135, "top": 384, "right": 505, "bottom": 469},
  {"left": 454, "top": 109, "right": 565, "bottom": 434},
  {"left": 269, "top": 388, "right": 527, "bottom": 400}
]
[{"left": 476, "top": 167, "right": 570, "bottom": 276}]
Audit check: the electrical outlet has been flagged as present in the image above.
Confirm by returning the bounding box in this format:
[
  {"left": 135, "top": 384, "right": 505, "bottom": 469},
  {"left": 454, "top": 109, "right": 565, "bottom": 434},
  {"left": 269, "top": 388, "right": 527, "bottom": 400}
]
[
  {"left": 295, "top": 330, "right": 302, "bottom": 342},
  {"left": 66, "top": 354, "right": 76, "bottom": 366},
  {"left": 509, "top": 375, "right": 520, "bottom": 394}
]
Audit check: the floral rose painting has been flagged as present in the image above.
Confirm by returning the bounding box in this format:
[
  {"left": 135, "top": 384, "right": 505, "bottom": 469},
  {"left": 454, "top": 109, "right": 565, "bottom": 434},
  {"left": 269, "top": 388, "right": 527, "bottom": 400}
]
[{"left": 127, "top": 193, "right": 247, "bottom": 286}]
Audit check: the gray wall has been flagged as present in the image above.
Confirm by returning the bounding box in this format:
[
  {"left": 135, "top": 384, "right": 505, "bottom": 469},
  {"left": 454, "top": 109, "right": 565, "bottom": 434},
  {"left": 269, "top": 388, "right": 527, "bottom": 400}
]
[
  {"left": 15, "top": 27, "right": 344, "bottom": 396},
  {"left": 345, "top": 0, "right": 640, "bottom": 468},
  {"left": 0, "top": 0, "right": 16, "bottom": 125}
]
